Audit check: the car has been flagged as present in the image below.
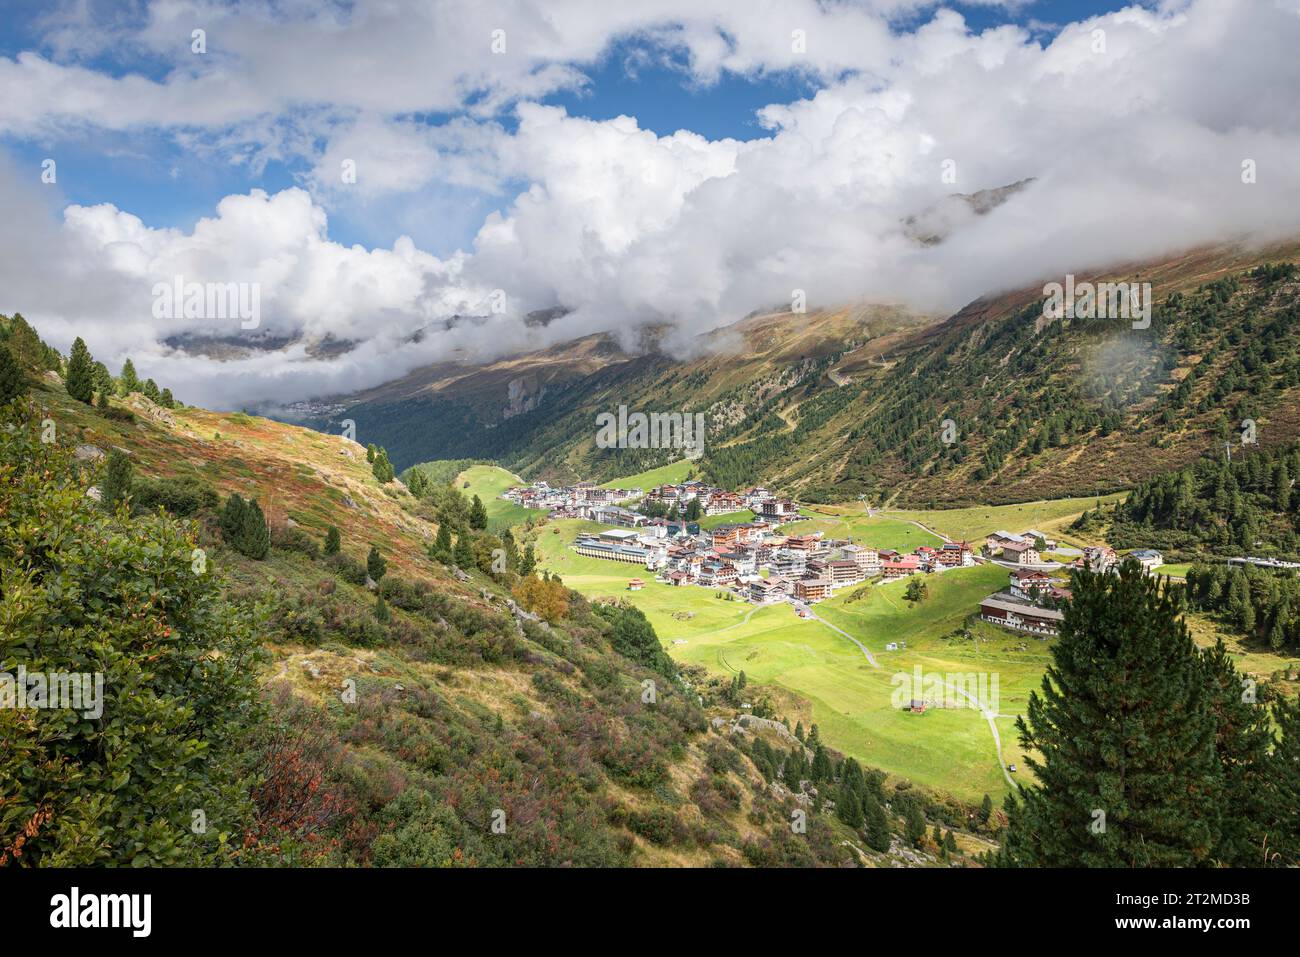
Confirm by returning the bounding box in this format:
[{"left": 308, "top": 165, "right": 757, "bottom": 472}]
[{"left": 1008, "top": 764, "right": 1017, "bottom": 772}]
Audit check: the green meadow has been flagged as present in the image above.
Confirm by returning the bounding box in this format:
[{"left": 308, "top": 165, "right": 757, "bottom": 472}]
[
  {"left": 534, "top": 519, "right": 1042, "bottom": 801},
  {"left": 783, "top": 511, "right": 945, "bottom": 552},
  {"left": 599, "top": 459, "right": 695, "bottom": 490},
  {"left": 455, "top": 464, "right": 547, "bottom": 532},
  {"left": 875, "top": 494, "right": 1128, "bottom": 545}
]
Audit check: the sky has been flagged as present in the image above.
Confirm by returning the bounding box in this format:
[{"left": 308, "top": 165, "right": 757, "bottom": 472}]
[{"left": 1, "top": 0, "right": 1298, "bottom": 412}]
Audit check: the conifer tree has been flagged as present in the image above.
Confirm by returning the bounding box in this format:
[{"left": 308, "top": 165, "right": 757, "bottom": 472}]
[
  {"left": 324, "top": 525, "right": 341, "bottom": 555},
  {"left": 836, "top": 784, "right": 864, "bottom": 829},
  {"left": 431, "top": 523, "right": 453, "bottom": 563},
  {"left": 1201, "top": 640, "right": 1275, "bottom": 865},
  {"left": 999, "top": 562, "right": 1222, "bottom": 866},
  {"left": 159, "top": 388, "right": 175, "bottom": 409},
  {"left": 944, "top": 830, "right": 958, "bottom": 854},
  {"left": 366, "top": 443, "right": 376, "bottom": 464},
  {"left": 238, "top": 499, "right": 270, "bottom": 560},
  {"left": 979, "top": 793, "right": 993, "bottom": 826},
  {"left": 518, "top": 542, "right": 536, "bottom": 577},
  {"left": 0, "top": 342, "right": 24, "bottom": 407},
  {"left": 1271, "top": 691, "right": 1300, "bottom": 866},
  {"left": 372, "top": 447, "right": 394, "bottom": 483},
  {"left": 119, "top": 358, "right": 140, "bottom": 395},
  {"left": 100, "top": 448, "right": 133, "bottom": 511},
  {"left": 904, "top": 803, "right": 927, "bottom": 847},
  {"left": 65, "top": 336, "right": 95, "bottom": 403},
  {"left": 95, "top": 389, "right": 110, "bottom": 410},
  {"left": 454, "top": 532, "right": 475, "bottom": 570},
  {"left": 863, "top": 794, "right": 891, "bottom": 852},
  {"left": 374, "top": 593, "right": 390, "bottom": 623},
  {"left": 142, "top": 378, "right": 161, "bottom": 403},
  {"left": 469, "top": 494, "right": 488, "bottom": 530},
  {"left": 367, "top": 544, "right": 387, "bottom": 583},
  {"left": 220, "top": 494, "right": 247, "bottom": 544}
]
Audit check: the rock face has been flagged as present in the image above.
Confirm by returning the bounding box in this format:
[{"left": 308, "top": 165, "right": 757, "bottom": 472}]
[{"left": 74, "top": 444, "right": 105, "bottom": 462}]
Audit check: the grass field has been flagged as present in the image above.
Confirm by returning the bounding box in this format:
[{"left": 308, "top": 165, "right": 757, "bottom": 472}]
[
  {"left": 599, "top": 459, "right": 695, "bottom": 490},
  {"left": 872, "top": 493, "right": 1129, "bottom": 546},
  {"left": 455, "top": 464, "right": 547, "bottom": 532},
  {"left": 783, "top": 511, "right": 945, "bottom": 552},
  {"left": 533, "top": 517, "right": 1036, "bottom": 801}
]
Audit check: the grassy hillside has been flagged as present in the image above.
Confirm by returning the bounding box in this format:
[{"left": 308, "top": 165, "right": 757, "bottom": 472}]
[{"left": 5, "top": 332, "right": 996, "bottom": 868}]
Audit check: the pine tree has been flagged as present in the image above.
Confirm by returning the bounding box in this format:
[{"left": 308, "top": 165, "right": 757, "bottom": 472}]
[
  {"left": 979, "top": 793, "right": 993, "bottom": 826},
  {"left": 366, "top": 443, "right": 376, "bottom": 464},
  {"left": 932, "top": 823, "right": 944, "bottom": 849},
  {"left": 99, "top": 448, "right": 133, "bottom": 511},
  {"left": 836, "top": 784, "right": 864, "bottom": 829},
  {"left": 159, "top": 388, "right": 175, "bottom": 409},
  {"left": 1271, "top": 691, "right": 1300, "bottom": 866},
  {"left": 119, "top": 358, "right": 140, "bottom": 395},
  {"left": 238, "top": 499, "right": 270, "bottom": 560},
  {"left": 0, "top": 343, "right": 25, "bottom": 407},
  {"left": 999, "top": 562, "right": 1222, "bottom": 866},
  {"left": 469, "top": 494, "right": 488, "bottom": 530},
  {"left": 944, "top": 830, "right": 958, "bottom": 854},
  {"left": 220, "top": 494, "right": 247, "bottom": 544},
  {"left": 904, "top": 803, "right": 927, "bottom": 848},
  {"left": 324, "top": 525, "right": 341, "bottom": 555},
  {"left": 863, "top": 794, "right": 891, "bottom": 852},
  {"left": 406, "top": 468, "right": 428, "bottom": 498},
  {"left": 374, "top": 593, "right": 390, "bottom": 623},
  {"left": 372, "top": 447, "right": 394, "bottom": 483},
  {"left": 431, "top": 523, "right": 453, "bottom": 563},
  {"left": 95, "top": 389, "right": 110, "bottom": 410},
  {"left": 454, "top": 532, "right": 475, "bottom": 570},
  {"left": 1202, "top": 640, "right": 1276, "bottom": 865},
  {"left": 367, "top": 545, "right": 387, "bottom": 583},
  {"left": 518, "top": 542, "right": 536, "bottom": 577},
  {"left": 65, "top": 337, "right": 95, "bottom": 404}
]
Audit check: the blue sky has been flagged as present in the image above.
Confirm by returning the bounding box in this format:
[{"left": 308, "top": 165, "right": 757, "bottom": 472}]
[{"left": 0, "top": 0, "right": 1142, "bottom": 253}]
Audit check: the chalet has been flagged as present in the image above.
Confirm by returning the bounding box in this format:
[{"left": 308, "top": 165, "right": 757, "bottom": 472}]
[
  {"left": 881, "top": 556, "right": 921, "bottom": 581},
  {"left": 1009, "top": 568, "right": 1053, "bottom": 601},
  {"left": 698, "top": 562, "right": 738, "bottom": 587},
  {"left": 783, "top": 533, "right": 823, "bottom": 552},
  {"left": 748, "top": 578, "right": 789, "bottom": 604},
  {"left": 935, "top": 541, "right": 975, "bottom": 568},
  {"left": 999, "top": 540, "right": 1041, "bottom": 565},
  {"left": 1077, "top": 545, "right": 1118, "bottom": 574},
  {"left": 979, "top": 594, "right": 1064, "bottom": 636},
  {"left": 627, "top": 578, "right": 644, "bottom": 591},
  {"left": 986, "top": 531, "right": 1027, "bottom": 554},
  {"left": 717, "top": 549, "right": 757, "bottom": 576},
  {"left": 794, "top": 577, "right": 832, "bottom": 602},
  {"left": 1022, "top": 529, "right": 1058, "bottom": 550}
]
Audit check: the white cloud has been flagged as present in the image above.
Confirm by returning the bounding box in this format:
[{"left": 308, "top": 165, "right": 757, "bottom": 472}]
[{"left": 3, "top": 0, "right": 1300, "bottom": 411}]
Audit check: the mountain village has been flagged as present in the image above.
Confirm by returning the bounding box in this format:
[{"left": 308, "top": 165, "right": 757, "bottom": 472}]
[{"left": 502, "top": 479, "right": 1167, "bottom": 637}]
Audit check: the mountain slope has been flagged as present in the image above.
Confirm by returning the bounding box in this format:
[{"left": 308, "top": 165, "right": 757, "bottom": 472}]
[{"left": 320, "top": 240, "right": 1300, "bottom": 506}]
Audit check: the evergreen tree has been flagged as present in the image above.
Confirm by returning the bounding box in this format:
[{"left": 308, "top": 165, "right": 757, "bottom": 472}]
[
  {"left": 1000, "top": 562, "right": 1222, "bottom": 866},
  {"left": 518, "top": 542, "right": 536, "bottom": 577},
  {"left": 374, "top": 593, "right": 390, "bottom": 623},
  {"left": 1271, "top": 691, "right": 1300, "bottom": 866},
  {"left": 220, "top": 493, "right": 247, "bottom": 544},
  {"left": 237, "top": 499, "right": 270, "bottom": 560},
  {"left": 501, "top": 528, "right": 519, "bottom": 571},
  {"left": 366, "top": 443, "right": 376, "bottom": 464},
  {"left": 159, "top": 388, "right": 175, "bottom": 409},
  {"left": 469, "top": 494, "right": 488, "bottom": 530},
  {"left": 932, "top": 823, "right": 944, "bottom": 848},
  {"left": 0, "top": 342, "right": 25, "bottom": 407},
  {"left": 406, "top": 468, "right": 428, "bottom": 498},
  {"left": 979, "top": 793, "right": 993, "bottom": 825},
  {"left": 95, "top": 389, "right": 110, "bottom": 410},
  {"left": 944, "top": 830, "right": 958, "bottom": 854},
  {"left": 323, "top": 525, "right": 341, "bottom": 555},
  {"left": 119, "top": 358, "right": 140, "bottom": 395},
  {"left": 367, "top": 544, "right": 387, "bottom": 583},
  {"left": 863, "top": 794, "right": 891, "bottom": 852},
  {"left": 142, "top": 378, "right": 161, "bottom": 403},
  {"left": 836, "top": 784, "right": 864, "bottom": 829},
  {"left": 372, "top": 447, "right": 394, "bottom": 483},
  {"left": 431, "top": 523, "right": 453, "bottom": 563},
  {"left": 454, "top": 532, "right": 475, "bottom": 570},
  {"left": 65, "top": 336, "right": 95, "bottom": 403},
  {"left": 100, "top": 448, "right": 133, "bottom": 511},
  {"left": 904, "top": 803, "right": 927, "bottom": 847},
  {"left": 1201, "top": 640, "right": 1275, "bottom": 865}
]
